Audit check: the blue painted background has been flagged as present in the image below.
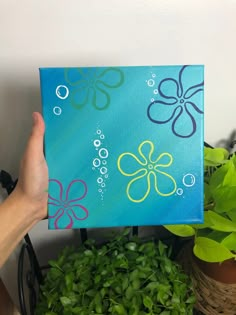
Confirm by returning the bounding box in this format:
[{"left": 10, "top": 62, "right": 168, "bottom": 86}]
[{"left": 40, "top": 65, "right": 204, "bottom": 229}]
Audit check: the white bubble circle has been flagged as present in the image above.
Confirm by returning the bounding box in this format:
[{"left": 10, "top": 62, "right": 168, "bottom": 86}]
[
  {"left": 93, "top": 158, "right": 101, "bottom": 168},
  {"left": 151, "top": 98, "right": 154, "bottom": 102},
  {"left": 97, "top": 129, "right": 102, "bottom": 135},
  {"left": 176, "top": 188, "right": 183, "bottom": 195},
  {"left": 55, "top": 85, "right": 69, "bottom": 99},
  {"left": 147, "top": 79, "right": 155, "bottom": 87},
  {"left": 99, "top": 148, "right": 109, "bottom": 159},
  {"left": 153, "top": 89, "right": 158, "bottom": 94},
  {"left": 105, "top": 174, "right": 109, "bottom": 178},
  {"left": 53, "top": 106, "right": 62, "bottom": 116},
  {"left": 101, "top": 183, "right": 105, "bottom": 188},
  {"left": 100, "top": 167, "right": 107, "bottom": 175},
  {"left": 183, "top": 174, "right": 195, "bottom": 187},
  {"left": 94, "top": 139, "right": 101, "bottom": 147},
  {"left": 97, "top": 177, "right": 103, "bottom": 184},
  {"left": 98, "top": 188, "right": 102, "bottom": 193},
  {"left": 100, "top": 134, "right": 105, "bottom": 139},
  {"left": 152, "top": 74, "right": 156, "bottom": 78},
  {"left": 102, "top": 160, "right": 107, "bottom": 165}
]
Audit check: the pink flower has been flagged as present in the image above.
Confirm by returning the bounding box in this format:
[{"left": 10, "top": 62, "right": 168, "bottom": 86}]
[{"left": 48, "top": 179, "right": 88, "bottom": 229}]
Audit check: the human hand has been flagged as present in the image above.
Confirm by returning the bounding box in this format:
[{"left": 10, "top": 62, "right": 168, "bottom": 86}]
[{"left": 14, "top": 112, "right": 48, "bottom": 221}]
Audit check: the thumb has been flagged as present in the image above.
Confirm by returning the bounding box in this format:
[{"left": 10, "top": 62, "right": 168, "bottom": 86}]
[{"left": 28, "top": 112, "right": 45, "bottom": 155}]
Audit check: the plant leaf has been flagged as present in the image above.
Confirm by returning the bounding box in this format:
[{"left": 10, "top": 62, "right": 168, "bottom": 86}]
[
  {"left": 60, "top": 296, "right": 72, "bottom": 306},
  {"left": 205, "top": 210, "right": 236, "bottom": 232},
  {"left": 213, "top": 186, "right": 236, "bottom": 213},
  {"left": 204, "top": 147, "right": 229, "bottom": 166},
  {"left": 221, "top": 232, "right": 236, "bottom": 251},
  {"left": 194, "top": 236, "right": 235, "bottom": 262},
  {"left": 164, "top": 225, "right": 195, "bottom": 237},
  {"left": 143, "top": 295, "right": 153, "bottom": 310}
]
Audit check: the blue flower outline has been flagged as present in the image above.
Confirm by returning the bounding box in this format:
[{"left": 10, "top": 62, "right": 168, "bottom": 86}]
[{"left": 147, "top": 65, "right": 204, "bottom": 138}]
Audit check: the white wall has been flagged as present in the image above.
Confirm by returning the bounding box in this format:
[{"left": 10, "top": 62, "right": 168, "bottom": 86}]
[
  {"left": 1, "top": 0, "right": 236, "bottom": 179},
  {"left": 1, "top": 0, "right": 236, "bottom": 306}
]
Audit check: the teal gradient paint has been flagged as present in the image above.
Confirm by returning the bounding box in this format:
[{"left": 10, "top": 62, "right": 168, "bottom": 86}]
[{"left": 39, "top": 65, "right": 204, "bottom": 229}]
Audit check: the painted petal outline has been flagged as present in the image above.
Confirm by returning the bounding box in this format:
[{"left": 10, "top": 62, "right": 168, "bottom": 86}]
[
  {"left": 180, "top": 65, "right": 204, "bottom": 99},
  {"left": 186, "top": 101, "right": 204, "bottom": 114},
  {"left": 158, "top": 78, "right": 181, "bottom": 101},
  {"left": 126, "top": 169, "right": 150, "bottom": 203},
  {"left": 65, "top": 68, "right": 89, "bottom": 87},
  {"left": 184, "top": 82, "right": 204, "bottom": 99},
  {"left": 171, "top": 104, "right": 196, "bottom": 138},
  {"left": 92, "top": 85, "right": 110, "bottom": 110},
  {"left": 154, "top": 169, "right": 177, "bottom": 196},
  {"left": 96, "top": 67, "right": 124, "bottom": 88},
  {"left": 48, "top": 208, "right": 64, "bottom": 230},
  {"left": 48, "top": 179, "right": 63, "bottom": 202},
  {"left": 147, "top": 102, "right": 181, "bottom": 124},
  {"left": 154, "top": 152, "right": 173, "bottom": 168},
  {"left": 67, "top": 205, "right": 89, "bottom": 221},
  {"left": 71, "top": 87, "right": 90, "bottom": 109},
  {"left": 117, "top": 152, "right": 147, "bottom": 176},
  {"left": 138, "top": 140, "right": 154, "bottom": 164},
  {"left": 66, "top": 179, "right": 88, "bottom": 203}
]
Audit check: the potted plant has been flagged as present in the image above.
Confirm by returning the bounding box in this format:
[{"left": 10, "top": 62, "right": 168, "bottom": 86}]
[
  {"left": 165, "top": 146, "right": 236, "bottom": 314},
  {"left": 35, "top": 229, "right": 195, "bottom": 315}
]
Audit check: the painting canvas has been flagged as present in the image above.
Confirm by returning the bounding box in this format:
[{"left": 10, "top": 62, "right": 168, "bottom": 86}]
[{"left": 39, "top": 65, "right": 204, "bottom": 229}]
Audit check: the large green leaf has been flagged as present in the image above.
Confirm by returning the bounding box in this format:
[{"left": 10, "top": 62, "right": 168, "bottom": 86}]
[
  {"left": 193, "top": 237, "right": 235, "bottom": 262},
  {"left": 212, "top": 186, "right": 236, "bottom": 213},
  {"left": 164, "top": 225, "right": 195, "bottom": 237},
  {"left": 227, "top": 209, "right": 236, "bottom": 222},
  {"left": 221, "top": 232, "right": 236, "bottom": 251},
  {"left": 204, "top": 147, "right": 229, "bottom": 166},
  {"left": 223, "top": 160, "right": 236, "bottom": 186},
  {"left": 204, "top": 183, "right": 212, "bottom": 206},
  {"left": 207, "top": 230, "right": 228, "bottom": 243},
  {"left": 205, "top": 210, "right": 236, "bottom": 232}
]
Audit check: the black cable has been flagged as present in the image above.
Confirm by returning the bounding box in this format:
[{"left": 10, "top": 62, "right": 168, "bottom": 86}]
[
  {"left": 18, "top": 243, "right": 28, "bottom": 315},
  {"left": 0, "top": 170, "right": 17, "bottom": 194},
  {"left": 18, "top": 243, "right": 38, "bottom": 315},
  {"left": 24, "top": 234, "right": 43, "bottom": 285},
  {"left": 132, "top": 226, "right": 139, "bottom": 236},
  {"left": 80, "top": 228, "right": 88, "bottom": 243}
]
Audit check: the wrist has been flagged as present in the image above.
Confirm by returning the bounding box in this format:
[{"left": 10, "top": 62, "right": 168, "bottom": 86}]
[{"left": 8, "top": 187, "right": 47, "bottom": 223}]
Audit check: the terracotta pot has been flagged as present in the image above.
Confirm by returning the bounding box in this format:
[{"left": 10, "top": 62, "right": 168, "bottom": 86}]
[{"left": 194, "top": 255, "right": 236, "bottom": 284}]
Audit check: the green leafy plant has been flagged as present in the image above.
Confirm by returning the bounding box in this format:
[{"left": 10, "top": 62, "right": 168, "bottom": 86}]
[
  {"left": 165, "top": 146, "right": 236, "bottom": 263},
  {"left": 36, "top": 230, "right": 195, "bottom": 315}
]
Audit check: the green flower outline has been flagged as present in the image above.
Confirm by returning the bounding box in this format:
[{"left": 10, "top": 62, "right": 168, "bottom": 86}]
[
  {"left": 117, "top": 140, "right": 177, "bottom": 203},
  {"left": 65, "top": 67, "right": 124, "bottom": 110}
]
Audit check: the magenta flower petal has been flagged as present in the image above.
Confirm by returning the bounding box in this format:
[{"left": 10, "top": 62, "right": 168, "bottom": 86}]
[
  {"left": 52, "top": 209, "right": 65, "bottom": 229},
  {"left": 65, "top": 211, "right": 74, "bottom": 229},
  {"left": 66, "top": 179, "right": 87, "bottom": 203},
  {"left": 68, "top": 205, "right": 89, "bottom": 221},
  {"left": 48, "top": 179, "right": 63, "bottom": 202},
  {"left": 48, "top": 208, "right": 64, "bottom": 219}
]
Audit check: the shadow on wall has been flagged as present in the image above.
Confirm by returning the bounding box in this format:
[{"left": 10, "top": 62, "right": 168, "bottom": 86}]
[
  {"left": 0, "top": 79, "right": 42, "bottom": 178},
  {"left": 215, "top": 129, "right": 236, "bottom": 152}
]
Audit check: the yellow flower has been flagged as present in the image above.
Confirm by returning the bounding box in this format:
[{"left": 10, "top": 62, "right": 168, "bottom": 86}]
[{"left": 117, "top": 140, "right": 177, "bottom": 203}]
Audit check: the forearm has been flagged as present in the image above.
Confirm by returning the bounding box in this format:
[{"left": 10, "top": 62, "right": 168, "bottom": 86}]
[
  {"left": 0, "top": 112, "right": 48, "bottom": 268},
  {"left": 0, "top": 189, "right": 40, "bottom": 268}
]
